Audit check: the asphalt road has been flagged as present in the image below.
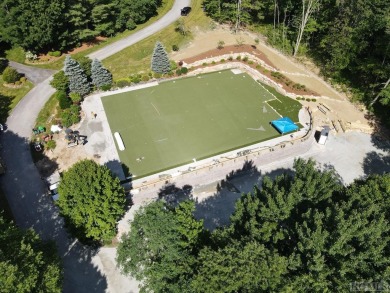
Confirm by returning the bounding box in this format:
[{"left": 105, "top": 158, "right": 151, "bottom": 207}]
[
  {"left": 0, "top": 1, "right": 189, "bottom": 292},
  {"left": 88, "top": 0, "right": 190, "bottom": 61}
]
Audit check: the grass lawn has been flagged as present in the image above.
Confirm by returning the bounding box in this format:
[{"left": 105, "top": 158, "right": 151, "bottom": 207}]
[
  {"left": 103, "top": 0, "right": 210, "bottom": 79},
  {"left": 0, "top": 76, "right": 34, "bottom": 122},
  {"left": 102, "top": 70, "right": 301, "bottom": 178}
]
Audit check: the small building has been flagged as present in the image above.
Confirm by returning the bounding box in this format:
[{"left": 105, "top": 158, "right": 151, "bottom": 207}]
[{"left": 318, "top": 126, "right": 330, "bottom": 145}]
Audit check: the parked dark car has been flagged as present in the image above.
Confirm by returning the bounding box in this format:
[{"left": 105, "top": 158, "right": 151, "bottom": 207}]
[{"left": 181, "top": 7, "right": 191, "bottom": 16}]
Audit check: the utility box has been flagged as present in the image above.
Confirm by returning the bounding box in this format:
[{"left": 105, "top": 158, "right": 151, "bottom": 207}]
[
  {"left": 46, "top": 171, "right": 61, "bottom": 201},
  {"left": 318, "top": 126, "right": 330, "bottom": 145}
]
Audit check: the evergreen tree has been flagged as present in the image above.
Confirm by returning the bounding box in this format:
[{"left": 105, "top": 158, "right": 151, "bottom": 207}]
[
  {"left": 151, "top": 41, "right": 170, "bottom": 74},
  {"left": 91, "top": 59, "right": 112, "bottom": 89},
  {"left": 63, "top": 55, "right": 90, "bottom": 96}
]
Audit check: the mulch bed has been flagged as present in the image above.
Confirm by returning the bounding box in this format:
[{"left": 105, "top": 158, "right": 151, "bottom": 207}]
[{"left": 181, "top": 44, "right": 318, "bottom": 96}]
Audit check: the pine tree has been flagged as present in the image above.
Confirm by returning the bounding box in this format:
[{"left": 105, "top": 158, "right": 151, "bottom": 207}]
[
  {"left": 151, "top": 41, "right": 171, "bottom": 74},
  {"left": 63, "top": 55, "right": 90, "bottom": 96},
  {"left": 91, "top": 58, "right": 112, "bottom": 89}
]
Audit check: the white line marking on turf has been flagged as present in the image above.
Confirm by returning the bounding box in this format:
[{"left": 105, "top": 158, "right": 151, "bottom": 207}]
[
  {"left": 151, "top": 102, "right": 160, "bottom": 116},
  {"left": 156, "top": 138, "right": 168, "bottom": 142}
]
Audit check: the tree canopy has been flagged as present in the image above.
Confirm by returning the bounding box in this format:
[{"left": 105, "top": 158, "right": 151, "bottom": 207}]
[
  {"left": 57, "top": 160, "right": 126, "bottom": 243},
  {"left": 203, "top": 0, "right": 390, "bottom": 126},
  {"left": 91, "top": 58, "right": 112, "bottom": 89},
  {"left": 0, "top": 214, "right": 63, "bottom": 293},
  {"left": 63, "top": 55, "right": 90, "bottom": 96},
  {"left": 117, "top": 159, "right": 390, "bottom": 292},
  {"left": 0, "top": 0, "right": 163, "bottom": 53}
]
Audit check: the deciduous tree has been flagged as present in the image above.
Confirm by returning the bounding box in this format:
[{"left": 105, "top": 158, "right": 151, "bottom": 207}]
[
  {"left": 0, "top": 214, "right": 63, "bottom": 293},
  {"left": 117, "top": 200, "right": 204, "bottom": 292},
  {"left": 57, "top": 160, "right": 126, "bottom": 243}
]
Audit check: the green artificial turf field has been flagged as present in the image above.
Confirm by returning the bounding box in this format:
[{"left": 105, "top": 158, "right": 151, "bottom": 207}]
[{"left": 102, "top": 70, "right": 301, "bottom": 178}]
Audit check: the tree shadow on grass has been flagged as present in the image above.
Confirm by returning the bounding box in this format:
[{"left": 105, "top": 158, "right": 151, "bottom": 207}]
[{"left": 0, "top": 130, "right": 108, "bottom": 292}]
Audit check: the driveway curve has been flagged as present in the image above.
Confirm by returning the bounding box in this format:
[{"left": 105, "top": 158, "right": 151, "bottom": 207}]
[
  {"left": 0, "top": 1, "right": 190, "bottom": 292},
  {"left": 9, "top": 61, "right": 57, "bottom": 84}
]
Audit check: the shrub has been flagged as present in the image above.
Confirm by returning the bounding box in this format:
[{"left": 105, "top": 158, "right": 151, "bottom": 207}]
[
  {"left": 176, "top": 69, "right": 182, "bottom": 76},
  {"left": 306, "top": 98, "right": 311, "bottom": 102},
  {"left": 69, "top": 92, "right": 81, "bottom": 104},
  {"left": 170, "top": 60, "right": 178, "bottom": 70},
  {"left": 311, "top": 98, "right": 317, "bottom": 102},
  {"left": 20, "top": 76, "right": 27, "bottom": 83},
  {"left": 217, "top": 40, "right": 225, "bottom": 49},
  {"left": 180, "top": 67, "right": 188, "bottom": 74},
  {"left": 211, "top": 61, "right": 216, "bottom": 65},
  {"left": 25, "top": 51, "right": 38, "bottom": 61},
  {"left": 243, "top": 56, "right": 249, "bottom": 62},
  {"left": 296, "top": 97, "right": 301, "bottom": 100},
  {"left": 61, "top": 105, "right": 80, "bottom": 127},
  {"left": 56, "top": 91, "right": 71, "bottom": 109},
  {"left": 46, "top": 140, "right": 56, "bottom": 151},
  {"left": 254, "top": 37, "right": 260, "bottom": 45},
  {"left": 153, "top": 72, "right": 162, "bottom": 79},
  {"left": 220, "top": 59, "right": 225, "bottom": 63},
  {"left": 271, "top": 71, "right": 285, "bottom": 80},
  {"left": 142, "top": 75, "right": 150, "bottom": 82},
  {"left": 48, "top": 51, "right": 61, "bottom": 57},
  {"left": 248, "top": 60, "right": 254, "bottom": 65},
  {"left": 14, "top": 81, "right": 21, "bottom": 86},
  {"left": 50, "top": 70, "right": 69, "bottom": 92},
  {"left": 115, "top": 79, "right": 131, "bottom": 88},
  {"left": 131, "top": 76, "right": 140, "bottom": 84},
  {"left": 236, "top": 56, "right": 242, "bottom": 61},
  {"left": 148, "top": 71, "right": 153, "bottom": 77},
  {"left": 202, "top": 62, "right": 208, "bottom": 66},
  {"left": 255, "top": 64, "right": 261, "bottom": 69},
  {"left": 101, "top": 84, "right": 111, "bottom": 91},
  {"left": 172, "top": 45, "right": 179, "bottom": 51},
  {"left": 228, "top": 56, "right": 233, "bottom": 61},
  {"left": 2, "top": 67, "right": 20, "bottom": 83},
  {"left": 167, "top": 71, "right": 174, "bottom": 77}
]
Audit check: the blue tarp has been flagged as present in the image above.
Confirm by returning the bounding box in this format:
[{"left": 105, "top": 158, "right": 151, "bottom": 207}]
[{"left": 271, "top": 117, "right": 299, "bottom": 134}]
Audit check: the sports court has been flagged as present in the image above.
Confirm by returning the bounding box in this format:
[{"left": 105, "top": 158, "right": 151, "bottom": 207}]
[{"left": 102, "top": 70, "right": 301, "bottom": 178}]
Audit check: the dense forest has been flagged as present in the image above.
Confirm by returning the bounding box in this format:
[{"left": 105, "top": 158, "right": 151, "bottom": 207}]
[
  {"left": 117, "top": 159, "right": 390, "bottom": 292},
  {"left": 203, "top": 0, "right": 390, "bottom": 126},
  {"left": 0, "top": 0, "right": 162, "bottom": 53}
]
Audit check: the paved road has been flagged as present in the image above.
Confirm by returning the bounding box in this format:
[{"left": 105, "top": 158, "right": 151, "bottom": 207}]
[
  {"left": 88, "top": 0, "right": 190, "bottom": 61},
  {"left": 9, "top": 61, "right": 56, "bottom": 84},
  {"left": 0, "top": 1, "right": 189, "bottom": 292}
]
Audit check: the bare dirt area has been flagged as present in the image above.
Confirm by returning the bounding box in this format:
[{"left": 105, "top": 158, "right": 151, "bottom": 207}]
[
  {"left": 26, "top": 36, "right": 108, "bottom": 64},
  {"left": 171, "top": 26, "right": 372, "bottom": 132}
]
